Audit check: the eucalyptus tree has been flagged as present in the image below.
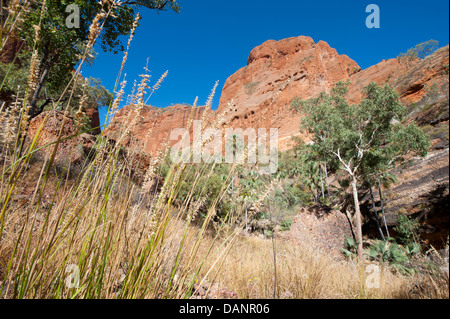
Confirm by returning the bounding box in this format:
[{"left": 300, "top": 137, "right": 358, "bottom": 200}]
[{"left": 299, "top": 81, "right": 430, "bottom": 260}]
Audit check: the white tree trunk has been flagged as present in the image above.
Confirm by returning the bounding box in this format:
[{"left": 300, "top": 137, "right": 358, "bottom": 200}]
[{"left": 351, "top": 175, "right": 364, "bottom": 260}]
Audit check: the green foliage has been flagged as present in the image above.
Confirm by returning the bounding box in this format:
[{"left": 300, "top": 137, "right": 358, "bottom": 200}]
[
  {"left": 0, "top": 62, "right": 28, "bottom": 93},
  {"left": 280, "top": 219, "right": 293, "bottom": 231},
  {"left": 394, "top": 214, "right": 420, "bottom": 245},
  {"left": 7, "top": 0, "right": 179, "bottom": 115},
  {"left": 272, "top": 183, "right": 305, "bottom": 210},
  {"left": 443, "top": 63, "right": 449, "bottom": 74},
  {"left": 17, "top": 1, "right": 129, "bottom": 92},
  {"left": 0, "top": 62, "right": 111, "bottom": 112},
  {"left": 130, "top": 0, "right": 181, "bottom": 12},
  {"left": 365, "top": 238, "right": 420, "bottom": 275},
  {"left": 298, "top": 81, "right": 430, "bottom": 183},
  {"left": 341, "top": 235, "right": 357, "bottom": 259},
  {"left": 397, "top": 39, "right": 439, "bottom": 60},
  {"left": 275, "top": 148, "right": 321, "bottom": 205},
  {"left": 362, "top": 215, "right": 421, "bottom": 275},
  {"left": 174, "top": 163, "right": 235, "bottom": 219},
  {"left": 290, "top": 96, "right": 302, "bottom": 111},
  {"left": 341, "top": 233, "right": 421, "bottom": 275},
  {"left": 82, "top": 77, "right": 114, "bottom": 110},
  {"left": 297, "top": 81, "right": 430, "bottom": 258}
]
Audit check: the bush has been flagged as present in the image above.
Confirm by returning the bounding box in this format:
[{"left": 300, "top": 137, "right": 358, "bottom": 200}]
[
  {"left": 341, "top": 236, "right": 358, "bottom": 259},
  {"left": 365, "top": 238, "right": 421, "bottom": 275},
  {"left": 397, "top": 39, "right": 439, "bottom": 60},
  {"left": 395, "top": 214, "right": 420, "bottom": 245},
  {"left": 280, "top": 219, "right": 293, "bottom": 231}
]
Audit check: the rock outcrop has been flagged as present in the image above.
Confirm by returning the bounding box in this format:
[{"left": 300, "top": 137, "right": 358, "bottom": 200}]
[
  {"left": 218, "top": 36, "right": 360, "bottom": 150},
  {"left": 218, "top": 38, "right": 449, "bottom": 149},
  {"left": 103, "top": 104, "right": 213, "bottom": 156},
  {"left": 27, "top": 111, "right": 96, "bottom": 172},
  {"left": 279, "top": 204, "right": 355, "bottom": 258},
  {"left": 104, "top": 38, "right": 448, "bottom": 157}
]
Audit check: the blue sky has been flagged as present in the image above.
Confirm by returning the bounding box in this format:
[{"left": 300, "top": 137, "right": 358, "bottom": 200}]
[{"left": 80, "top": 0, "right": 449, "bottom": 127}]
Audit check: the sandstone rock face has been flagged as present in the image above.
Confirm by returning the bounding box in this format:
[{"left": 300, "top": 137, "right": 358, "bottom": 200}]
[
  {"left": 104, "top": 39, "right": 448, "bottom": 157},
  {"left": 103, "top": 104, "right": 213, "bottom": 156},
  {"left": 27, "top": 111, "right": 96, "bottom": 172},
  {"left": 219, "top": 38, "right": 449, "bottom": 149},
  {"left": 346, "top": 45, "right": 449, "bottom": 105},
  {"left": 392, "top": 46, "right": 449, "bottom": 104},
  {"left": 218, "top": 36, "right": 360, "bottom": 150}
]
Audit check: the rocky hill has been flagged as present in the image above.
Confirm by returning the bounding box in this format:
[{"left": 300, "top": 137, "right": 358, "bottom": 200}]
[
  {"left": 217, "top": 36, "right": 360, "bottom": 150},
  {"left": 103, "top": 104, "right": 212, "bottom": 156},
  {"left": 218, "top": 37, "right": 448, "bottom": 149}
]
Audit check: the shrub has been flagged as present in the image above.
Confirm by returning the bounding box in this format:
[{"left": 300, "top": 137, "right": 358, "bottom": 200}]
[
  {"left": 341, "top": 236, "right": 358, "bottom": 259},
  {"left": 397, "top": 39, "right": 439, "bottom": 60},
  {"left": 365, "top": 238, "right": 421, "bottom": 275},
  {"left": 290, "top": 97, "right": 303, "bottom": 111},
  {"left": 395, "top": 214, "right": 420, "bottom": 245},
  {"left": 244, "top": 81, "right": 259, "bottom": 95}
]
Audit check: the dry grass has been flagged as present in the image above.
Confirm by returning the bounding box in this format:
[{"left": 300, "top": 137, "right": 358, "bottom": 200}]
[
  {"left": 204, "top": 234, "right": 449, "bottom": 299},
  {"left": 0, "top": 137, "right": 238, "bottom": 298}
]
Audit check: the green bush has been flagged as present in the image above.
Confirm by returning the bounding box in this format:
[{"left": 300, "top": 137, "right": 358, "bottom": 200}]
[
  {"left": 365, "top": 238, "right": 420, "bottom": 275},
  {"left": 280, "top": 219, "right": 293, "bottom": 231},
  {"left": 397, "top": 39, "right": 439, "bottom": 60},
  {"left": 341, "top": 235, "right": 358, "bottom": 259},
  {"left": 395, "top": 214, "right": 420, "bottom": 245}
]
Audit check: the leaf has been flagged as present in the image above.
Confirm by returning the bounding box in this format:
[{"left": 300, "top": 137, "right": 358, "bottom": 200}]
[
  {"left": 341, "top": 248, "right": 355, "bottom": 258},
  {"left": 365, "top": 248, "right": 379, "bottom": 259},
  {"left": 407, "top": 242, "right": 421, "bottom": 255},
  {"left": 344, "top": 236, "right": 357, "bottom": 250}
]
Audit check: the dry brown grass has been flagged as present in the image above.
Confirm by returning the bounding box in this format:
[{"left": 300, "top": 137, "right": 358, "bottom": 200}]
[{"left": 203, "top": 234, "right": 449, "bottom": 299}]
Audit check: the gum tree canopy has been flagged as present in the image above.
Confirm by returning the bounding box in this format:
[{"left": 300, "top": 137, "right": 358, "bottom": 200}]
[{"left": 15, "top": 0, "right": 180, "bottom": 117}]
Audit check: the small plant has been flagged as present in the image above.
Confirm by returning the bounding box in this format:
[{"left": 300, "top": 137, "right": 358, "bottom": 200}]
[
  {"left": 264, "top": 229, "right": 273, "bottom": 238},
  {"left": 341, "top": 235, "right": 358, "bottom": 259},
  {"left": 443, "top": 63, "right": 449, "bottom": 74},
  {"left": 280, "top": 219, "right": 293, "bottom": 231},
  {"left": 365, "top": 238, "right": 420, "bottom": 275},
  {"left": 244, "top": 81, "right": 259, "bottom": 95},
  {"left": 395, "top": 214, "right": 420, "bottom": 245}
]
